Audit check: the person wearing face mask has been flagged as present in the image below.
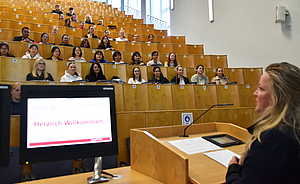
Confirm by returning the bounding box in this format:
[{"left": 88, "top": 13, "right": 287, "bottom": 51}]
[
  {"left": 21, "top": 44, "right": 40, "bottom": 59},
  {"left": 10, "top": 82, "right": 21, "bottom": 115},
  {"left": 60, "top": 62, "right": 82, "bottom": 82},
  {"left": 26, "top": 57, "right": 54, "bottom": 81},
  {"left": 211, "top": 67, "right": 230, "bottom": 84},
  {"left": 191, "top": 65, "right": 209, "bottom": 84},
  {"left": 85, "top": 62, "right": 106, "bottom": 82},
  {"left": 68, "top": 46, "right": 86, "bottom": 62},
  {"left": 171, "top": 65, "right": 190, "bottom": 84},
  {"left": 128, "top": 66, "right": 146, "bottom": 84}
]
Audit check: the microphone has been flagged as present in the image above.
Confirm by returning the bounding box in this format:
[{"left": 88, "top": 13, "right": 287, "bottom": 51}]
[{"left": 179, "top": 103, "right": 233, "bottom": 137}]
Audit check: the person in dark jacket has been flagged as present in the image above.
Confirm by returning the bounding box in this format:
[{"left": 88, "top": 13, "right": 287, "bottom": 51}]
[
  {"left": 148, "top": 66, "right": 169, "bottom": 84},
  {"left": 10, "top": 82, "right": 21, "bottom": 115},
  {"left": 26, "top": 57, "right": 54, "bottom": 81},
  {"left": 0, "top": 42, "right": 15, "bottom": 57},
  {"left": 85, "top": 62, "right": 106, "bottom": 82},
  {"left": 171, "top": 65, "right": 190, "bottom": 84}
]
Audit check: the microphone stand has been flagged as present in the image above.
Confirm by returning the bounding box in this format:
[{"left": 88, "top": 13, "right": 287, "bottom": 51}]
[{"left": 179, "top": 103, "right": 233, "bottom": 137}]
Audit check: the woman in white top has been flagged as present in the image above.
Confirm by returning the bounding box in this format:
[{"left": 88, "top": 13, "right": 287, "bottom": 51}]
[
  {"left": 115, "top": 29, "right": 128, "bottom": 41},
  {"left": 128, "top": 66, "right": 146, "bottom": 84},
  {"left": 112, "top": 51, "right": 124, "bottom": 64},
  {"left": 68, "top": 46, "right": 86, "bottom": 62},
  {"left": 147, "top": 51, "right": 163, "bottom": 66},
  {"left": 60, "top": 62, "right": 82, "bottom": 82},
  {"left": 22, "top": 44, "right": 41, "bottom": 59}
]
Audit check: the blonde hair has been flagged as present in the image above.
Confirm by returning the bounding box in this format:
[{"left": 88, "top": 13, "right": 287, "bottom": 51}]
[
  {"left": 11, "top": 82, "right": 21, "bottom": 92},
  {"left": 85, "top": 14, "right": 92, "bottom": 23},
  {"left": 32, "top": 57, "right": 49, "bottom": 79},
  {"left": 241, "top": 62, "right": 300, "bottom": 164}
]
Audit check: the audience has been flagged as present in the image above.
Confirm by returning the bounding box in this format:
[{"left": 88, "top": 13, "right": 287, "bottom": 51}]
[
  {"left": 0, "top": 42, "right": 15, "bottom": 57},
  {"left": 130, "top": 51, "right": 145, "bottom": 65},
  {"left": 191, "top": 65, "right": 209, "bottom": 84},
  {"left": 59, "top": 34, "right": 73, "bottom": 47},
  {"left": 38, "top": 33, "right": 54, "bottom": 45},
  {"left": 132, "top": 34, "right": 139, "bottom": 42},
  {"left": 68, "top": 46, "right": 86, "bottom": 62},
  {"left": 59, "top": 14, "right": 64, "bottom": 21},
  {"left": 80, "top": 39, "right": 91, "bottom": 48},
  {"left": 97, "top": 20, "right": 104, "bottom": 26},
  {"left": 13, "top": 27, "right": 34, "bottom": 43},
  {"left": 147, "top": 34, "right": 154, "bottom": 43},
  {"left": 60, "top": 62, "right": 82, "bottom": 82},
  {"left": 148, "top": 66, "right": 169, "bottom": 84},
  {"left": 97, "top": 36, "right": 114, "bottom": 50},
  {"left": 78, "top": 20, "right": 86, "bottom": 29},
  {"left": 52, "top": 26, "right": 58, "bottom": 34},
  {"left": 90, "top": 51, "right": 107, "bottom": 63},
  {"left": 85, "top": 14, "right": 95, "bottom": 25},
  {"left": 112, "top": 51, "right": 124, "bottom": 64},
  {"left": 147, "top": 51, "right": 163, "bottom": 66},
  {"left": 10, "top": 82, "right": 21, "bottom": 115},
  {"left": 104, "top": 30, "right": 113, "bottom": 40},
  {"left": 128, "top": 66, "right": 146, "bottom": 84},
  {"left": 165, "top": 52, "right": 180, "bottom": 67},
  {"left": 64, "top": 18, "right": 73, "bottom": 28},
  {"left": 52, "top": 4, "right": 63, "bottom": 15},
  {"left": 22, "top": 44, "right": 40, "bottom": 59},
  {"left": 84, "top": 26, "right": 99, "bottom": 39},
  {"left": 71, "top": 14, "right": 78, "bottom": 22},
  {"left": 211, "top": 67, "right": 230, "bottom": 84},
  {"left": 116, "top": 30, "right": 128, "bottom": 41},
  {"left": 171, "top": 65, "right": 190, "bottom": 84},
  {"left": 66, "top": 7, "right": 75, "bottom": 16},
  {"left": 26, "top": 57, "right": 54, "bottom": 81},
  {"left": 85, "top": 62, "right": 106, "bottom": 82},
  {"left": 47, "top": 46, "right": 63, "bottom": 61}
]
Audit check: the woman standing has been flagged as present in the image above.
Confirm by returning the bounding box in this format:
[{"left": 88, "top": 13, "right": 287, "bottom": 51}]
[
  {"left": 171, "top": 65, "right": 189, "bottom": 84},
  {"left": 60, "top": 62, "right": 82, "bottom": 82},
  {"left": 26, "top": 57, "right": 54, "bottom": 81},
  {"left": 85, "top": 62, "right": 106, "bottom": 82},
  {"left": 128, "top": 67, "right": 146, "bottom": 84},
  {"left": 226, "top": 62, "right": 300, "bottom": 184},
  {"left": 191, "top": 65, "right": 209, "bottom": 84}
]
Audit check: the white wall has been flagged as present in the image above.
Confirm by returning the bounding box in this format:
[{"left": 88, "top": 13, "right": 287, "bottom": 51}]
[{"left": 170, "top": 0, "right": 300, "bottom": 69}]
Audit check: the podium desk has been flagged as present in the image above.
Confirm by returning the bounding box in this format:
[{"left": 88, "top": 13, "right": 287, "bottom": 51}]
[
  {"left": 131, "top": 122, "right": 252, "bottom": 184},
  {"left": 21, "top": 167, "right": 163, "bottom": 184}
]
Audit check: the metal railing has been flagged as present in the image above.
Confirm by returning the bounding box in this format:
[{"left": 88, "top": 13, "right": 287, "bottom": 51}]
[
  {"left": 124, "top": 5, "right": 141, "bottom": 19},
  {"left": 146, "top": 15, "right": 169, "bottom": 30}
]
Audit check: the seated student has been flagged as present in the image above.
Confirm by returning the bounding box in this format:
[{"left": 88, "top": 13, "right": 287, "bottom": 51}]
[
  {"left": 128, "top": 66, "right": 146, "bottom": 84},
  {"left": 85, "top": 14, "right": 95, "bottom": 25},
  {"left": 112, "top": 51, "right": 124, "bottom": 64},
  {"left": 13, "top": 27, "right": 34, "bottom": 43},
  {"left": 130, "top": 51, "right": 145, "bottom": 65},
  {"left": 52, "top": 26, "right": 58, "bottom": 34},
  {"left": 97, "top": 36, "right": 115, "bottom": 50},
  {"left": 38, "top": 33, "right": 55, "bottom": 45},
  {"left": 22, "top": 44, "right": 40, "bottom": 59},
  {"left": 11, "top": 82, "right": 21, "bottom": 115},
  {"left": 66, "top": 7, "right": 75, "bottom": 16},
  {"left": 64, "top": 18, "right": 73, "bottom": 28},
  {"left": 85, "top": 62, "right": 106, "bottom": 82},
  {"left": 211, "top": 67, "right": 230, "bottom": 84},
  {"left": 115, "top": 30, "right": 128, "bottom": 41},
  {"left": 148, "top": 66, "right": 169, "bottom": 84},
  {"left": 78, "top": 20, "right": 86, "bottom": 29},
  {"left": 59, "top": 14, "right": 64, "bottom": 21},
  {"left": 68, "top": 46, "right": 86, "bottom": 62},
  {"left": 165, "top": 52, "right": 180, "bottom": 67},
  {"left": 80, "top": 39, "right": 91, "bottom": 48},
  {"left": 58, "top": 34, "right": 73, "bottom": 47},
  {"left": 71, "top": 14, "right": 78, "bottom": 23},
  {"left": 147, "top": 51, "right": 163, "bottom": 66},
  {"left": 84, "top": 26, "right": 99, "bottom": 39},
  {"left": 0, "top": 42, "right": 15, "bottom": 57},
  {"left": 226, "top": 62, "right": 300, "bottom": 184},
  {"left": 52, "top": 4, "right": 63, "bottom": 15},
  {"left": 171, "top": 65, "right": 190, "bottom": 84},
  {"left": 147, "top": 34, "right": 154, "bottom": 43},
  {"left": 97, "top": 19, "right": 104, "bottom": 26},
  {"left": 104, "top": 30, "right": 113, "bottom": 40},
  {"left": 46, "top": 46, "right": 63, "bottom": 61},
  {"left": 60, "top": 62, "right": 82, "bottom": 82},
  {"left": 132, "top": 33, "right": 139, "bottom": 42},
  {"left": 90, "top": 50, "right": 107, "bottom": 63},
  {"left": 191, "top": 64, "right": 209, "bottom": 84},
  {"left": 26, "top": 57, "right": 54, "bottom": 81}
]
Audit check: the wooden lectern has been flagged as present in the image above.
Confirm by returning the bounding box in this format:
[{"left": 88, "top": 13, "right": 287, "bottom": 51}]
[{"left": 130, "top": 122, "right": 252, "bottom": 184}]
